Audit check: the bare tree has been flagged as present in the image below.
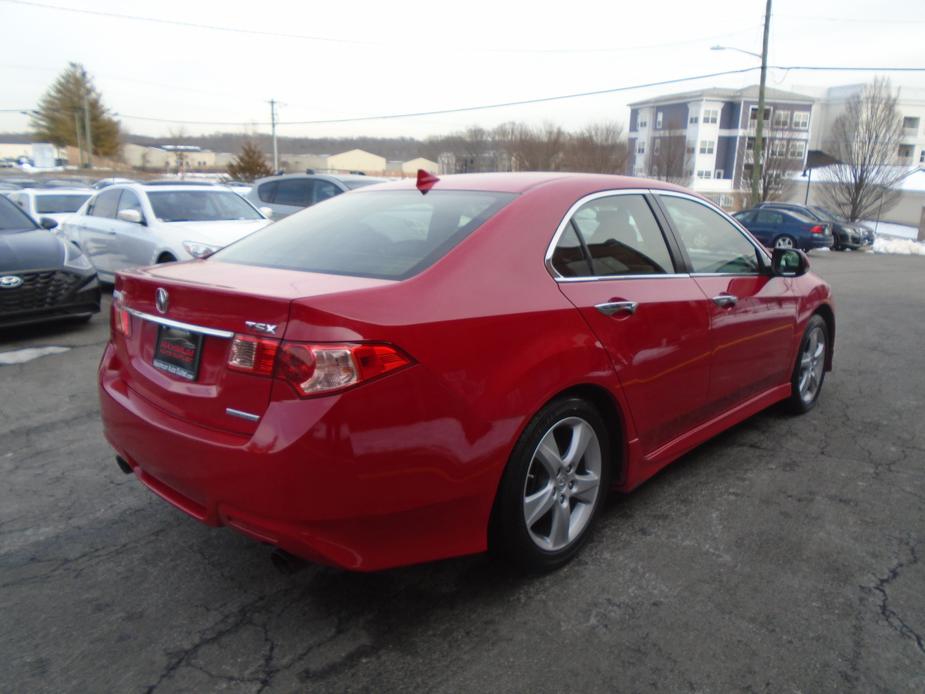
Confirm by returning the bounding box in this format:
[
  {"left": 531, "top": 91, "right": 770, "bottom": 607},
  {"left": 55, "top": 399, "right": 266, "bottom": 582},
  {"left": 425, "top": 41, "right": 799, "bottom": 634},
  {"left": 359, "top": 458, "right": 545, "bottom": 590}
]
[
  {"left": 562, "top": 121, "right": 628, "bottom": 174},
  {"left": 817, "top": 78, "right": 905, "bottom": 221},
  {"left": 757, "top": 125, "right": 803, "bottom": 202},
  {"left": 646, "top": 119, "right": 690, "bottom": 184}
]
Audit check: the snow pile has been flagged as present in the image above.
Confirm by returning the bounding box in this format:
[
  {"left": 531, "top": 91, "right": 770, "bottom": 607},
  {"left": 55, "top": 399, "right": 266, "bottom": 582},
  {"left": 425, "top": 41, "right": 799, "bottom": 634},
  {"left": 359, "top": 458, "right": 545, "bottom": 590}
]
[
  {"left": 872, "top": 237, "right": 925, "bottom": 256},
  {"left": 0, "top": 346, "right": 70, "bottom": 365}
]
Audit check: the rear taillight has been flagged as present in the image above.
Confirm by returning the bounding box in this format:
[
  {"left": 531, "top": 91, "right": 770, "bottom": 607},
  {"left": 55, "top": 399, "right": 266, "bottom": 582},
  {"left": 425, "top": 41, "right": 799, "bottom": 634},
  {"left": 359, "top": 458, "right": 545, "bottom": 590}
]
[
  {"left": 275, "top": 342, "right": 413, "bottom": 397},
  {"left": 111, "top": 299, "right": 132, "bottom": 339},
  {"left": 810, "top": 225, "right": 825, "bottom": 234},
  {"left": 227, "top": 335, "right": 279, "bottom": 376}
]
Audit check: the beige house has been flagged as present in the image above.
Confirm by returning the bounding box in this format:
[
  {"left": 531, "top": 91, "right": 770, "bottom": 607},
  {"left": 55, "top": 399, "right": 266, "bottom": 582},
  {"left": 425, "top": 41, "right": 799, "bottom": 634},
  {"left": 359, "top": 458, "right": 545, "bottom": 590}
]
[
  {"left": 280, "top": 153, "right": 329, "bottom": 173},
  {"left": 401, "top": 157, "right": 439, "bottom": 176},
  {"left": 326, "top": 149, "right": 387, "bottom": 175},
  {"left": 123, "top": 143, "right": 216, "bottom": 171}
]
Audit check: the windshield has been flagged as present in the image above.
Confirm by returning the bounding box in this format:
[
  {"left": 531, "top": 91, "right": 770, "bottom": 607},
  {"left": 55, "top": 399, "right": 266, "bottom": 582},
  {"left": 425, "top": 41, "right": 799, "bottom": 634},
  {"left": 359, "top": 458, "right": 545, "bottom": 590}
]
[
  {"left": 0, "top": 196, "right": 39, "bottom": 232},
  {"left": 147, "top": 190, "right": 263, "bottom": 222},
  {"left": 35, "top": 194, "right": 91, "bottom": 214},
  {"left": 809, "top": 206, "right": 842, "bottom": 222},
  {"left": 212, "top": 190, "right": 516, "bottom": 280}
]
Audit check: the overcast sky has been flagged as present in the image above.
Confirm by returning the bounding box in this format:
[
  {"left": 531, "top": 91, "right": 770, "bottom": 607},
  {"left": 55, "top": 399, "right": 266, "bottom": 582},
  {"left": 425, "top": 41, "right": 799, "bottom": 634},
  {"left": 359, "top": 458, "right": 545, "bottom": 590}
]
[{"left": 1, "top": 0, "right": 924, "bottom": 142}]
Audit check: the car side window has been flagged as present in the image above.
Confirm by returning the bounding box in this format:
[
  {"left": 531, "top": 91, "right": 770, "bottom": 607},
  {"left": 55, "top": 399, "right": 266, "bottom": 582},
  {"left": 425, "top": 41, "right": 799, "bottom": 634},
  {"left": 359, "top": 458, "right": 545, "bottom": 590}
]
[
  {"left": 274, "top": 179, "right": 314, "bottom": 207},
  {"left": 755, "top": 210, "right": 783, "bottom": 225},
  {"left": 562, "top": 194, "right": 674, "bottom": 277},
  {"left": 90, "top": 189, "right": 122, "bottom": 218},
  {"left": 314, "top": 181, "right": 339, "bottom": 204},
  {"left": 257, "top": 181, "right": 278, "bottom": 203},
  {"left": 117, "top": 190, "right": 143, "bottom": 216},
  {"left": 659, "top": 195, "right": 760, "bottom": 274},
  {"left": 551, "top": 223, "right": 593, "bottom": 278}
]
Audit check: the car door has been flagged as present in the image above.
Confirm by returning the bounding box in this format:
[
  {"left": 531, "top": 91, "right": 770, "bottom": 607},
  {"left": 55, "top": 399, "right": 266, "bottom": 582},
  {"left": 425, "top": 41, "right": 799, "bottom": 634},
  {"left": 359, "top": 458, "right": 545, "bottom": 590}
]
[
  {"left": 550, "top": 191, "right": 713, "bottom": 453},
  {"left": 77, "top": 188, "right": 122, "bottom": 274},
  {"left": 655, "top": 193, "right": 798, "bottom": 417},
  {"left": 112, "top": 189, "right": 155, "bottom": 270},
  {"left": 747, "top": 209, "right": 785, "bottom": 247}
]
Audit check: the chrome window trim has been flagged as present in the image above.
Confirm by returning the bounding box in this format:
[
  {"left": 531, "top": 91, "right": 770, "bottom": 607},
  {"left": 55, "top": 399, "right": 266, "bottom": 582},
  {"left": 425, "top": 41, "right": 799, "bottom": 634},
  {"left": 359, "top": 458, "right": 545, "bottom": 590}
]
[
  {"left": 125, "top": 308, "right": 234, "bottom": 339},
  {"left": 544, "top": 188, "right": 678, "bottom": 282}
]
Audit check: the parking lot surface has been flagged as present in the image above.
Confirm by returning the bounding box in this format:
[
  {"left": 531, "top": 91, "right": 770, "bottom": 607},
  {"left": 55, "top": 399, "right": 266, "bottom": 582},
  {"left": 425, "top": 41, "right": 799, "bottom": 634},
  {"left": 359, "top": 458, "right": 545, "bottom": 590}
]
[{"left": 1, "top": 251, "right": 923, "bottom": 693}]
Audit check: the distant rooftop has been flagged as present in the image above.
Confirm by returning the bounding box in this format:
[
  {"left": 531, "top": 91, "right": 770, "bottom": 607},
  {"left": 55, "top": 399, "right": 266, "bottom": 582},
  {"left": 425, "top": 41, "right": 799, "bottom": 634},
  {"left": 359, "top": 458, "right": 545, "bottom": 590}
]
[{"left": 629, "top": 85, "right": 814, "bottom": 108}]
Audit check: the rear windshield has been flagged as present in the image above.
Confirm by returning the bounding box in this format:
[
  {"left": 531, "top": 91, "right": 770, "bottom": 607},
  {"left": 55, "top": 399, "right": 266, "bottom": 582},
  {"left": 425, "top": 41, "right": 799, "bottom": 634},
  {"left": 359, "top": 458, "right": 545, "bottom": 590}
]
[
  {"left": 35, "top": 193, "right": 91, "bottom": 214},
  {"left": 212, "top": 190, "right": 516, "bottom": 280},
  {"left": 147, "top": 190, "right": 263, "bottom": 222}
]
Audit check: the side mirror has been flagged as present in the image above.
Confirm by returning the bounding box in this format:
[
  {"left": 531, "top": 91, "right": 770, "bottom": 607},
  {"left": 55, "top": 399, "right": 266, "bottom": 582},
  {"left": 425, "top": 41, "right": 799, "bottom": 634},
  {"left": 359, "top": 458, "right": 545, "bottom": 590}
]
[
  {"left": 40, "top": 217, "right": 58, "bottom": 230},
  {"left": 259, "top": 206, "right": 273, "bottom": 219},
  {"left": 117, "top": 208, "right": 144, "bottom": 225},
  {"left": 771, "top": 247, "right": 809, "bottom": 277}
]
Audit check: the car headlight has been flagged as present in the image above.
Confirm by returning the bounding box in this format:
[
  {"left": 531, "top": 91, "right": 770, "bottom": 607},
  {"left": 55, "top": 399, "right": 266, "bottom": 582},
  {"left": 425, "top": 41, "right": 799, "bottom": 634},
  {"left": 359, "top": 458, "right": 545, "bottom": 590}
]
[
  {"left": 182, "top": 241, "right": 221, "bottom": 258},
  {"left": 62, "top": 240, "right": 92, "bottom": 270}
]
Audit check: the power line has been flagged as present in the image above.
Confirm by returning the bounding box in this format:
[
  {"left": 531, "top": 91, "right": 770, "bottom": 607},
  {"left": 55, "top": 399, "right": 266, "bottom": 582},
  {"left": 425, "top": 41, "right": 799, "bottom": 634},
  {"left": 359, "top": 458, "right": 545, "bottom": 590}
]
[
  {"left": 0, "top": 0, "right": 761, "bottom": 55},
  {"left": 8, "top": 64, "right": 925, "bottom": 128}
]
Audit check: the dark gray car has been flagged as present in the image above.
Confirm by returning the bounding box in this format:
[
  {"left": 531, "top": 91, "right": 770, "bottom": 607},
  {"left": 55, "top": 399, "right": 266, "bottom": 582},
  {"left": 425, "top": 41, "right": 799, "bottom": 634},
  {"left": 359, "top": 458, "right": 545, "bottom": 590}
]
[{"left": 244, "top": 173, "right": 386, "bottom": 219}]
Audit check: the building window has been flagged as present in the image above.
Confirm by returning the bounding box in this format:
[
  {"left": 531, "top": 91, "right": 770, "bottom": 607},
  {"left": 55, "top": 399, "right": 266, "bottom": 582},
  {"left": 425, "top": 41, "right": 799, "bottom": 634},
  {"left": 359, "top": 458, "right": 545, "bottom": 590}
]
[
  {"left": 656, "top": 112, "right": 663, "bottom": 129},
  {"left": 789, "top": 140, "right": 806, "bottom": 158},
  {"left": 792, "top": 111, "right": 810, "bottom": 129},
  {"left": 637, "top": 142, "right": 645, "bottom": 155},
  {"left": 699, "top": 140, "right": 715, "bottom": 154},
  {"left": 638, "top": 116, "right": 648, "bottom": 128},
  {"left": 920, "top": 150, "right": 925, "bottom": 164},
  {"left": 771, "top": 139, "right": 788, "bottom": 157},
  {"left": 689, "top": 115, "right": 699, "bottom": 125},
  {"left": 715, "top": 169, "right": 724, "bottom": 179},
  {"left": 703, "top": 109, "right": 719, "bottom": 124},
  {"left": 749, "top": 106, "right": 771, "bottom": 123},
  {"left": 696, "top": 170, "right": 713, "bottom": 179},
  {"left": 746, "top": 137, "right": 755, "bottom": 151},
  {"left": 686, "top": 145, "right": 695, "bottom": 154},
  {"left": 902, "top": 116, "right": 920, "bottom": 132},
  {"left": 773, "top": 110, "right": 790, "bottom": 128},
  {"left": 899, "top": 144, "right": 914, "bottom": 159}
]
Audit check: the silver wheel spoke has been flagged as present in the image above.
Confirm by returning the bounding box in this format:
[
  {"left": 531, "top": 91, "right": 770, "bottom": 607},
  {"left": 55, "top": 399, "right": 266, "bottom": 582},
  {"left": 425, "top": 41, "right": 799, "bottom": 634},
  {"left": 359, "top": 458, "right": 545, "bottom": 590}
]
[
  {"left": 535, "top": 435, "right": 563, "bottom": 476},
  {"left": 572, "top": 473, "right": 599, "bottom": 503},
  {"left": 562, "top": 420, "right": 594, "bottom": 468},
  {"left": 549, "top": 500, "right": 571, "bottom": 547},
  {"left": 524, "top": 484, "right": 555, "bottom": 527}
]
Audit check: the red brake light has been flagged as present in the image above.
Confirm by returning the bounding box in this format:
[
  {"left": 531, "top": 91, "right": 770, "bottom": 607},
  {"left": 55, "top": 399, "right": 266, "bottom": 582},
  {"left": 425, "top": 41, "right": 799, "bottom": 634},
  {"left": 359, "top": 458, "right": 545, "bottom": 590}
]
[
  {"left": 810, "top": 225, "right": 824, "bottom": 234},
  {"left": 111, "top": 301, "right": 132, "bottom": 339},
  {"left": 227, "top": 335, "right": 279, "bottom": 376},
  {"left": 275, "top": 342, "right": 412, "bottom": 397}
]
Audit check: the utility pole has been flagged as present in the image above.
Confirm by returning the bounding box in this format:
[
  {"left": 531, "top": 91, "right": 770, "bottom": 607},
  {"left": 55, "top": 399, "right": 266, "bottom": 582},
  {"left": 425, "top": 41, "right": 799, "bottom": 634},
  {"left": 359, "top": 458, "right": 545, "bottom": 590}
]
[
  {"left": 268, "top": 99, "right": 279, "bottom": 173},
  {"left": 82, "top": 91, "right": 94, "bottom": 169},
  {"left": 750, "top": 0, "right": 772, "bottom": 206},
  {"left": 73, "top": 111, "right": 84, "bottom": 168}
]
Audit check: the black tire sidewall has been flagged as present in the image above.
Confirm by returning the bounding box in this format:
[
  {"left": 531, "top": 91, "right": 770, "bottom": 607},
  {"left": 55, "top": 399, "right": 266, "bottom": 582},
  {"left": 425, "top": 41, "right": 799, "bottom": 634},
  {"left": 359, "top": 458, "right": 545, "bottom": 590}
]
[{"left": 492, "top": 397, "right": 612, "bottom": 572}]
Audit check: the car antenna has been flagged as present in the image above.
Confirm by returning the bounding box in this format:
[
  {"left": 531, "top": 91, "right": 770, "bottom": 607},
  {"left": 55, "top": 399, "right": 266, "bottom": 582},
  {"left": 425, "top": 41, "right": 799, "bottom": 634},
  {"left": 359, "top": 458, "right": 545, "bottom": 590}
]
[{"left": 416, "top": 169, "right": 439, "bottom": 194}]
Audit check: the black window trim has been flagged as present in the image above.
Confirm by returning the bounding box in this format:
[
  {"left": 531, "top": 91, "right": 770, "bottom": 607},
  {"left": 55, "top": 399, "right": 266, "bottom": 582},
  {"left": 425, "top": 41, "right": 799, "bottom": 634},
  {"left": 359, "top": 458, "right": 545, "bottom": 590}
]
[
  {"left": 545, "top": 189, "right": 689, "bottom": 282},
  {"left": 650, "top": 190, "right": 772, "bottom": 277}
]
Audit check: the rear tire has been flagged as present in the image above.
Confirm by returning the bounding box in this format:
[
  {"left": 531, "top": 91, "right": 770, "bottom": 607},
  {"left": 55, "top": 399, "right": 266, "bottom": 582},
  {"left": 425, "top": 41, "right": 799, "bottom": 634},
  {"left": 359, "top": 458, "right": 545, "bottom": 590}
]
[
  {"left": 785, "top": 314, "right": 828, "bottom": 414},
  {"left": 773, "top": 235, "right": 796, "bottom": 250},
  {"left": 491, "top": 397, "right": 612, "bottom": 572}
]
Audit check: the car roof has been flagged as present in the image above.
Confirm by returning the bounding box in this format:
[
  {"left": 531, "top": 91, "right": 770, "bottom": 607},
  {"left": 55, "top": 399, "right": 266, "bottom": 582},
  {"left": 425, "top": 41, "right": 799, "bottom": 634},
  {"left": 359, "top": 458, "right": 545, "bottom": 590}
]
[
  {"left": 102, "top": 183, "right": 239, "bottom": 193},
  {"left": 253, "top": 173, "right": 389, "bottom": 185},
  {"left": 28, "top": 188, "right": 93, "bottom": 195},
  {"left": 351, "top": 172, "right": 694, "bottom": 195}
]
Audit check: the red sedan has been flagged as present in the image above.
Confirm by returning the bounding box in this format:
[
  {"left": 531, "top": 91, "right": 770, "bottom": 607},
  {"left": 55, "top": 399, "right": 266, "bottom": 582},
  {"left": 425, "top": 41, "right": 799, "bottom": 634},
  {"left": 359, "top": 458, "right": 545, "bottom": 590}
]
[{"left": 99, "top": 173, "right": 834, "bottom": 572}]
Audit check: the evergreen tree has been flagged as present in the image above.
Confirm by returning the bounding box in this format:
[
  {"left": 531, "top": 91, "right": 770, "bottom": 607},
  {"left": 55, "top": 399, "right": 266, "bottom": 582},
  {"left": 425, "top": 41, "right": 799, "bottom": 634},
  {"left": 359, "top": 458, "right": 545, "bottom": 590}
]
[
  {"left": 31, "top": 62, "right": 121, "bottom": 157},
  {"left": 226, "top": 140, "right": 273, "bottom": 182}
]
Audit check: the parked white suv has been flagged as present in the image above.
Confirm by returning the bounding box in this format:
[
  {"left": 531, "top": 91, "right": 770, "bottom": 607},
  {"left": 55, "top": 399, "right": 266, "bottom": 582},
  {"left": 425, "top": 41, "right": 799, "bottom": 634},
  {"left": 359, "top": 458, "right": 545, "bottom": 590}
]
[
  {"left": 6, "top": 187, "right": 93, "bottom": 227},
  {"left": 60, "top": 184, "right": 271, "bottom": 282}
]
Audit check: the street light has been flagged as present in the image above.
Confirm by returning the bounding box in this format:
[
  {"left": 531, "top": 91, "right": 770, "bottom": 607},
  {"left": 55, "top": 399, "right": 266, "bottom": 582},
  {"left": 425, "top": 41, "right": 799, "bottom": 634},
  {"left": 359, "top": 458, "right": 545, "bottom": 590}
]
[{"left": 710, "top": 0, "right": 772, "bottom": 206}]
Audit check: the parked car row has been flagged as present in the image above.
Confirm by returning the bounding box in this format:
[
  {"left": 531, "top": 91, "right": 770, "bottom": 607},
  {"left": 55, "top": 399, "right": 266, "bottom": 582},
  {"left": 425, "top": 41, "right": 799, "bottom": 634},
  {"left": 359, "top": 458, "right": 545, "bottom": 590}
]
[{"left": 734, "top": 201, "right": 874, "bottom": 252}]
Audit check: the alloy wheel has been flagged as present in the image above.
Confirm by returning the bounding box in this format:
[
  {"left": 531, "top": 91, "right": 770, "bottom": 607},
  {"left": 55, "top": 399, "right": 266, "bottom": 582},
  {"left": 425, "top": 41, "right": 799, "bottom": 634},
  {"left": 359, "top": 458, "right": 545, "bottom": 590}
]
[
  {"left": 522, "top": 416, "right": 602, "bottom": 552},
  {"left": 798, "top": 325, "right": 826, "bottom": 404},
  {"left": 775, "top": 236, "right": 795, "bottom": 249}
]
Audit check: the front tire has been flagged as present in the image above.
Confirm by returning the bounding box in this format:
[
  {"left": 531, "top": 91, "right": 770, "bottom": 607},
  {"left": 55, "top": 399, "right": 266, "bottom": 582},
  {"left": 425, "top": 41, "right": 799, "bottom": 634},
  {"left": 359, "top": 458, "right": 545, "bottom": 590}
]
[
  {"left": 491, "top": 397, "right": 612, "bottom": 572},
  {"left": 774, "top": 235, "right": 796, "bottom": 250},
  {"left": 785, "top": 314, "right": 828, "bottom": 414}
]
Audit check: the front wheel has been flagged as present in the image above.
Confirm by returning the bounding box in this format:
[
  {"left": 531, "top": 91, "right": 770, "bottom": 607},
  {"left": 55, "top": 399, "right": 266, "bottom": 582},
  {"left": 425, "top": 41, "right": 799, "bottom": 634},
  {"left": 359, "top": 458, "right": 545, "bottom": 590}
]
[
  {"left": 773, "top": 235, "right": 796, "bottom": 249},
  {"left": 491, "top": 397, "right": 612, "bottom": 572},
  {"left": 785, "top": 314, "right": 828, "bottom": 414}
]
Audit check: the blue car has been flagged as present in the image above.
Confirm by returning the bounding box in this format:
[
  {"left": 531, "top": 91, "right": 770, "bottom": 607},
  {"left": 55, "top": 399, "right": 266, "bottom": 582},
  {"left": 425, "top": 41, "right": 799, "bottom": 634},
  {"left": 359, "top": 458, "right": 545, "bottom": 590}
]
[{"left": 733, "top": 207, "right": 835, "bottom": 251}]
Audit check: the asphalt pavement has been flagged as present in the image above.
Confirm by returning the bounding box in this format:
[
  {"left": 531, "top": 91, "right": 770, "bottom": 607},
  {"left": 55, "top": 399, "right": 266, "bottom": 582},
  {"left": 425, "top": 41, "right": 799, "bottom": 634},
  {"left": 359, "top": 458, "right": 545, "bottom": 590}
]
[{"left": 1, "top": 251, "right": 923, "bottom": 693}]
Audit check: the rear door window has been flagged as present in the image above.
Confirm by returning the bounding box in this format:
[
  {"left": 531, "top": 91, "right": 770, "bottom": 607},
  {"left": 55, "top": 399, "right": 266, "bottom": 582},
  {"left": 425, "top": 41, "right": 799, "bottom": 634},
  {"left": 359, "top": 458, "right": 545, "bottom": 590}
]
[
  {"left": 257, "top": 180, "right": 278, "bottom": 203},
  {"left": 213, "top": 190, "right": 516, "bottom": 280},
  {"left": 273, "top": 179, "right": 314, "bottom": 207},
  {"left": 755, "top": 210, "right": 783, "bottom": 225}
]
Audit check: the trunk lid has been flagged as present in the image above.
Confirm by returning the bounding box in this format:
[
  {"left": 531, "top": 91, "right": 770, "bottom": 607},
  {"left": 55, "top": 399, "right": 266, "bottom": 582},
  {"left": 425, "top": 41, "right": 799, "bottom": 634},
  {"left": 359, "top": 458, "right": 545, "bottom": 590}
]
[{"left": 113, "top": 260, "right": 394, "bottom": 435}]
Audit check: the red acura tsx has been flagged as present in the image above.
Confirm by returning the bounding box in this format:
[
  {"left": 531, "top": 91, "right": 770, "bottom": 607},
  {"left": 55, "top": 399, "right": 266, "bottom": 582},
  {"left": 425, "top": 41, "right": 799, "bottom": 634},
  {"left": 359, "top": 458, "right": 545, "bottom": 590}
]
[{"left": 99, "top": 172, "right": 834, "bottom": 572}]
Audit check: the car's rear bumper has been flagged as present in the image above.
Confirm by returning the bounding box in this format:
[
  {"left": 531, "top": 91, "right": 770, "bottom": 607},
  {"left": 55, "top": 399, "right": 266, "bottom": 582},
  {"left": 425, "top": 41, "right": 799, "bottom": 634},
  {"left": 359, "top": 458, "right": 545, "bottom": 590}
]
[{"left": 98, "top": 343, "right": 501, "bottom": 571}]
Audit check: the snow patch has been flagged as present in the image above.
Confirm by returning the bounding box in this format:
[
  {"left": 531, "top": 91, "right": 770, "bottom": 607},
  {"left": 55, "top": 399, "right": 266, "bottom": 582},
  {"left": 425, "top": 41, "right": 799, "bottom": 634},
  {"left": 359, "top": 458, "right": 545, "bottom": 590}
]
[
  {"left": 0, "top": 346, "right": 71, "bottom": 365},
  {"left": 862, "top": 220, "right": 918, "bottom": 240},
  {"left": 872, "top": 237, "right": 925, "bottom": 256}
]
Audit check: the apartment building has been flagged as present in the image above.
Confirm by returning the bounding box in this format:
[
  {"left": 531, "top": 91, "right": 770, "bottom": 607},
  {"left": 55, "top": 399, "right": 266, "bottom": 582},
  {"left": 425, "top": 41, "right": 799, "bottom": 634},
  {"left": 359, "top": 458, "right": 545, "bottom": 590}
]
[{"left": 627, "top": 86, "right": 814, "bottom": 206}]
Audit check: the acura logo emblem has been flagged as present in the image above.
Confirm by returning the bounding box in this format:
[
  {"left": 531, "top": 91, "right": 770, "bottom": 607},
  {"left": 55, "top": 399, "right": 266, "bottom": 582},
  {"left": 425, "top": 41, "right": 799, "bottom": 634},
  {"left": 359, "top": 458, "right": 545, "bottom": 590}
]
[
  {"left": 0, "top": 275, "right": 24, "bottom": 289},
  {"left": 155, "top": 288, "right": 169, "bottom": 314}
]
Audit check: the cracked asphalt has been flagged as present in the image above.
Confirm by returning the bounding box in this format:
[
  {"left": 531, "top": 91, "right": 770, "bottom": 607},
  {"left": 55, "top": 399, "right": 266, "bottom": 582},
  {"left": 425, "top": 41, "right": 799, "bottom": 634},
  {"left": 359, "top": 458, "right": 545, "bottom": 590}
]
[{"left": 1, "top": 251, "right": 923, "bottom": 693}]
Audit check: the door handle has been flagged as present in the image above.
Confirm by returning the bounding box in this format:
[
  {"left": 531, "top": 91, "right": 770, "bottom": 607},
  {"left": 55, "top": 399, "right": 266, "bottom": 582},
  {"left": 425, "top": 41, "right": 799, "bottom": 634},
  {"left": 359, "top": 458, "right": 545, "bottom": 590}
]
[
  {"left": 712, "top": 294, "right": 738, "bottom": 308},
  {"left": 595, "top": 301, "right": 638, "bottom": 317}
]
